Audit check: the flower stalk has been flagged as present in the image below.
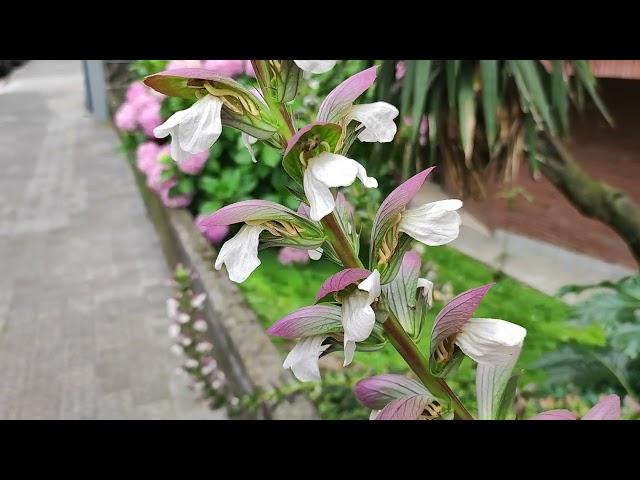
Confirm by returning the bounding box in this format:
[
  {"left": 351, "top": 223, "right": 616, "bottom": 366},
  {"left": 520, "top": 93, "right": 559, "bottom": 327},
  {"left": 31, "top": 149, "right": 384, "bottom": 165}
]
[{"left": 320, "top": 207, "right": 473, "bottom": 419}]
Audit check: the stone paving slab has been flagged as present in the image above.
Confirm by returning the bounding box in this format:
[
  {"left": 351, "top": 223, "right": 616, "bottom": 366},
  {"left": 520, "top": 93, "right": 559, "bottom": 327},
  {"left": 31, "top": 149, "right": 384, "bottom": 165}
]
[{"left": 0, "top": 60, "right": 223, "bottom": 419}]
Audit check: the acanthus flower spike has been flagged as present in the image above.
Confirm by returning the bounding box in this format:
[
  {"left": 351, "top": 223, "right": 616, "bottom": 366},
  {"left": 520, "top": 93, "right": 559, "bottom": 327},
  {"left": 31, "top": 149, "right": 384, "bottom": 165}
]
[
  {"left": 267, "top": 304, "right": 385, "bottom": 382},
  {"left": 197, "top": 200, "right": 324, "bottom": 283},
  {"left": 532, "top": 394, "right": 621, "bottom": 420},
  {"left": 354, "top": 374, "right": 452, "bottom": 420},
  {"left": 144, "top": 69, "right": 279, "bottom": 160},
  {"left": 315, "top": 268, "right": 382, "bottom": 366},
  {"left": 369, "top": 167, "right": 463, "bottom": 281}
]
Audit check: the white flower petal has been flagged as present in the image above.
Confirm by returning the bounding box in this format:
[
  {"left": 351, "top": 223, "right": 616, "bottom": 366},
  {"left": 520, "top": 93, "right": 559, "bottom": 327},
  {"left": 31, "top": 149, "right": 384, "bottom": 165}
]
[
  {"left": 282, "top": 335, "right": 330, "bottom": 382},
  {"left": 308, "top": 152, "right": 360, "bottom": 187},
  {"left": 343, "top": 339, "right": 357, "bottom": 367},
  {"left": 191, "top": 293, "right": 206, "bottom": 309},
  {"left": 476, "top": 361, "right": 517, "bottom": 420},
  {"left": 369, "top": 409, "right": 381, "bottom": 420},
  {"left": 417, "top": 277, "right": 434, "bottom": 307},
  {"left": 241, "top": 132, "right": 258, "bottom": 163},
  {"left": 399, "top": 199, "right": 463, "bottom": 246},
  {"left": 214, "top": 224, "right": 264, "bottom": 283},
  {"left": 303, "top": 167, "right": 335, "bottom": 221},
  {"left": 154, "top": 96, "right": 223, "bottom": 163},
  {"left": 455, "top": 318, "right": 527, "bottom": 365},
  {"left": 178, "top": 95, "right": 223, "bottom": 154},
  {"left": 359, "top": 269, "right": 381, "bottom": 304},
  {"left": 348, "top": 102, "right": 399, "bottom": 143},
  {"left": 341, "top": 291, "right": 376, "bottom": 344},
  {"left": 308, "top": 248, "right": 323, "bottom": 260},
  {"left": 294, "top": 60, "right": 337, "bottom": 74}
]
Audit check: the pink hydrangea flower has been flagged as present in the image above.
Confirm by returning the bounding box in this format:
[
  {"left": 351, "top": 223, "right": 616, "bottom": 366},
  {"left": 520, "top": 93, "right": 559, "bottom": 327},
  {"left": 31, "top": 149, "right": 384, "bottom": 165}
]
[
  {"left": 203, "top": 60, "right": 245, "bottom": 78},
  {"left": 166, "top": 60, "right": 203, "bottom": 70},
  {"left": 146, "top": 145, "right": 171, "bottom": 192},
  {"left": 278, "top": 247, "right": 311, "bottom": 265},
  {"left": 114, "top": 103, "right": 138, "bottom": 131},
  {"left": 135, "top": 141, "right": 161, "bottom": 175},
  {"left": 158, "top": 178, "right": 192, "bottom": 208},
  {"left": 176, "top": 150, "right": 208, "bottom": 175},
  {"left": 138, "top": 102, "right": 163, "bottom": 137},
  {"left": 244, "top": 61, "right": 256, "bottom": 77},
  {"left": 196, "top": 215, "right": 230, "bottom": 244}
]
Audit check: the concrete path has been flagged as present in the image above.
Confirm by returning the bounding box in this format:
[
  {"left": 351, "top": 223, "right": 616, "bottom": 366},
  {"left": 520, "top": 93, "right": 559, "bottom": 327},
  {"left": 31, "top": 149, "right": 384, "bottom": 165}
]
[
  {"left": 414, "top": 184, "right": 635, "bottom": 303},
  {"left": 0, "top": 61, "right": 224, "bottom": 419}
]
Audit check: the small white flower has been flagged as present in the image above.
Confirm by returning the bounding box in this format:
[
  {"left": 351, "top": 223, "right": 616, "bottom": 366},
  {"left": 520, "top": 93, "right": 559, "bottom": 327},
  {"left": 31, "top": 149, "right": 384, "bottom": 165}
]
[
  {"left": 417, "top": 277, "right": 434, "bottom": 308},
  {"left": 193, "top": 320, "right": 208, "bottom": 332},
  {"left": 346, "top": 102, "right": 399, "bottom": 143},
  {"left": 201, "top": 363, "right": 216, "bottom": 376},
  {"left": 170, "top": 344, "right": 184, "bottom": 356},
  {"left": 399, "top": 199, "right": 463, "bottom": 246},
  {"left": 294, "top": 60, "right": 337, "bottom": 74},
  {"left": 153, "top": 95, "right": 224, "bottom": 162},
  {"left": 283, "top": 335, "right": 331, "bottom": 382},
  {"left": 303, "top": 152, "right": 377, "bottom": 221},
  {"left": 308, "top": 248, "right": 323, "bottom": 261},
  {"left": 212, "top": 379, "right": 223, "bottom": 389},
  {"left": 241, "top": 132, "right": 258, "bottom": 163},
  {"left": 180, "top": 337, "right": 193, "bottom": 347},
  {"left": 191, "top": 293, "right": 207, "bottom": 309},
  {"left": 456, "top": 318, "right": 527, "bottom": 365},
  {"left": 177, "top": 313, "right": 191, "bottom": 324},
  {"left": 195, "top": 342, "right": 213, "bottom": 353},
  {"left": 341, "top": 270, "right": 381, "bottom": 366},
  {"left": 168, "top": 324, "right": 181, "bottom": 338},
  {"left": 215, "top": 224, "right": 265, "bottom": 283},
  {"left": 185, "top": 359, "right": 199, "bottom": 369}
]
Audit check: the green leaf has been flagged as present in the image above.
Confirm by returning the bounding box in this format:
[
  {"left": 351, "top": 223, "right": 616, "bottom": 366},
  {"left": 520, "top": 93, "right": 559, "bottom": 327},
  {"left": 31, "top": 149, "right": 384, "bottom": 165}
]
[
  {"left": 573, "top": 60, "right": 614, "bottom": 126},
  {"left": 410, "top": 60, "right": 432, "bottom": 143},
  {"left": 551, "top": 60, "right": 569, "bottom": 135},
  {"left": 261, "top": 146, "right": 281, "bottom": 168},
  {"left": 445, "top": 60, "right": 460, "bottom": 110},
  {"left": 160, "top": 169, "right": 174, "bottom": 182},
  {"left": 480, "top": 60, "right": 499, "bottom": 149},
  {"left": 199, "top": 200, "right": 222, "bottom": 215},
  {"left": 427, "top": 81, "right": 443, "bottom": 163},
  {"left": 198, "top": 176, "right": 219, "bottom": 194},
  {"left": 400, "top": 60, "right": 416, "bottom": 118},
  {"left": 457, "top": 64, "right": 476, "bottom": 163},
  {"left": 175, "top": 177, "right": 195, "bottom": 196},
  {"left": 511, "top": 60, "right": 557, "bottom": 135}
]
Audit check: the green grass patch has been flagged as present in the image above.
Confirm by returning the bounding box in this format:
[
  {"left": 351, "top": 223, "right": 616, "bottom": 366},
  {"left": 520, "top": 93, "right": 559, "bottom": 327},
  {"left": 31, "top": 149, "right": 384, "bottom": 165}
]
[{"left": 239, "top": 245, "right": 605, "bottom": 414}]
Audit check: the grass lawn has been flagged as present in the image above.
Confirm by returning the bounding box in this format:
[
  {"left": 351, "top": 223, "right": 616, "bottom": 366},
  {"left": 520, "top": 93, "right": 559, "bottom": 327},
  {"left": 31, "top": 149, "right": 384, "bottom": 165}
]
[{"left": 239, "top": 245, "right": 605, "bottom": 413}]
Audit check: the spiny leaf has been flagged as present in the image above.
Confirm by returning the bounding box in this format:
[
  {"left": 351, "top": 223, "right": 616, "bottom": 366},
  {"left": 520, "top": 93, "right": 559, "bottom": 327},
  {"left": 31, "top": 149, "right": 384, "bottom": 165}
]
[
  {"left": 551, "top": 60, "right": 569, "bottom": 135},
  {"left": 573, "top": 60, "right": 614, "bottom": 126}
]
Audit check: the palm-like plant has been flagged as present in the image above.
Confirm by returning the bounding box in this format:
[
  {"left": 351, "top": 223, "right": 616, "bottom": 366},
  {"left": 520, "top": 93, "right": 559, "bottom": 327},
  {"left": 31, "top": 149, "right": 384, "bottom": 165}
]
[{"left": 370, "top": 60, "right": 640, "bottom": 266}]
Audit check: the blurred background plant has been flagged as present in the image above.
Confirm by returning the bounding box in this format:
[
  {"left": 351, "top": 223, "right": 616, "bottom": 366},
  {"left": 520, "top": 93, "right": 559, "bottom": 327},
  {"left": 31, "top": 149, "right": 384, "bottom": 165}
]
[
  {"left": 535, "top": 274, "right": 640, "bottom": 410},
  {"left": 370, "top": 60, "right": 640, "bottom": 266}
]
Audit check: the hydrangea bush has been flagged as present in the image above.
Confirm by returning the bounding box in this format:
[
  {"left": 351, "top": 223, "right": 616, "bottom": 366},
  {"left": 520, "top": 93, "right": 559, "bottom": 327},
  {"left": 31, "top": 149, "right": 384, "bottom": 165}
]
[{"left": 145, "top": 60, "right": 621, "bottom": 420}]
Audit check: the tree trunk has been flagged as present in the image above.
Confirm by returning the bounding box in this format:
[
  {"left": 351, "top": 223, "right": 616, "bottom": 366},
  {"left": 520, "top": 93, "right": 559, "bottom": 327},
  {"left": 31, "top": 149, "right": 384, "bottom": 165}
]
[{"left": 538, "top": 133, "right": 640, "bottom": 267}]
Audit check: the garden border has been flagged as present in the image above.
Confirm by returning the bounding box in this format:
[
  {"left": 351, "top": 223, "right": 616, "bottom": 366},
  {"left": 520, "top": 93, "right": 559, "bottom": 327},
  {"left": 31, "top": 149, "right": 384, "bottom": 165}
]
[{"left": 129, "top": 161, "right": 319, "bottom": 420}]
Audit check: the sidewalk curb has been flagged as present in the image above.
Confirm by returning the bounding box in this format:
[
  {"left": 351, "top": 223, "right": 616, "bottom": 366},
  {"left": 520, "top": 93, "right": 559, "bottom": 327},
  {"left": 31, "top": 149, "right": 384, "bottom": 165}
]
[{"left": 128, "top": 156, "right": 319, "bottom": 420}]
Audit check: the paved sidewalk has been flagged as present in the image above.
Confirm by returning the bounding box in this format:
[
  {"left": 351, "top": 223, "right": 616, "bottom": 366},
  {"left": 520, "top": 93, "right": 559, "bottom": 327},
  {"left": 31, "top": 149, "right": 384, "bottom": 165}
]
[{"left": 0, "top": 61, "right": 224, "bottom": 419}]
